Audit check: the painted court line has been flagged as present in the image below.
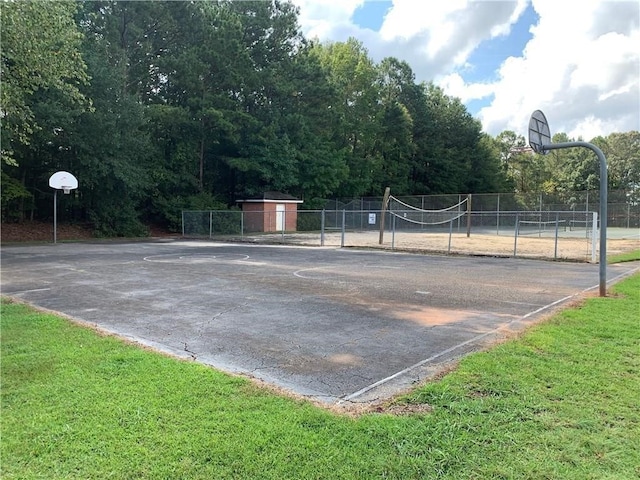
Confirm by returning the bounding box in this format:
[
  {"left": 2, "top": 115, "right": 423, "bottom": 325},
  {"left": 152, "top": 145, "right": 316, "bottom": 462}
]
[
  {"left": 10, "top": 288, "right": 52, "bottom": 294},
  {"left": 293, "top": 266, "right": 331, "bottom": 279},
  {"left": 499, "top": 299, "right": 545, "bottom": 307},
  {"left": 341, "top": 331, "right": 496, "bottom": 402},
  {"left": 343, "top": 264, "right": 640, "bottom": 403}
]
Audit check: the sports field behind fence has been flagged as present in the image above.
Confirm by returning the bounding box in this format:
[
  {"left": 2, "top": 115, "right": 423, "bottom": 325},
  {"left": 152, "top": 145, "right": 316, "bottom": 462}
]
[{"left": 182, "top": 208, "right": 638, "bottom": 262}]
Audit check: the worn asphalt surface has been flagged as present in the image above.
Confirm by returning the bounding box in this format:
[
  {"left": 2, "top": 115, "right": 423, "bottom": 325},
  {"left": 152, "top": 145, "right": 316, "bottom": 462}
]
[{"left": 1, "top": 240, "right": 638, "bottom": 405}]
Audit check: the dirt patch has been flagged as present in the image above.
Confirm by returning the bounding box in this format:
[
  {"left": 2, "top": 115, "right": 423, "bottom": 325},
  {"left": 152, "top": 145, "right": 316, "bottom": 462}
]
[
  {"left": 1, "top": 221, "right": 94, "bottom": 243},
  {"left": 1, "top": 222, "right": 177, "bottom": 244},
  {"left": 281, "top": 231, "right": 638, "bottom": 262},
  {"left": 371, "top": 402, "right": 434, "bottom": 415},
  {"left": 391, "top": 305, "right": 476, "bottom": 326}
]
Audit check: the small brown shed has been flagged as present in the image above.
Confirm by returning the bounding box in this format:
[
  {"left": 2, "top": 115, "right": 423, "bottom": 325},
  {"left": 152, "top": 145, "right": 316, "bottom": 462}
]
[{"left": 236, "top": 192, "right": 303, "bottom": 233}]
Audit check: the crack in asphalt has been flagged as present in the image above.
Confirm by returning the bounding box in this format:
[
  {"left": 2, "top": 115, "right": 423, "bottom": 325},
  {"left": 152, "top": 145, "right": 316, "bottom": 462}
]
[{"left": 182, "top": 342, "right": 197, "bottom": 360}]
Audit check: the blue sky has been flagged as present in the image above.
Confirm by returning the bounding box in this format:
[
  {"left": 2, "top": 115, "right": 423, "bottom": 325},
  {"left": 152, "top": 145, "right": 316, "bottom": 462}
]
[
  {"left": 293, "top": 0, "right": 639, "bottom": 139},
  {"left": 352, "top": 0, "right": 391, "bottom": 31},
  {"left": 456, "top": 3, "right": 538, "bottom": 115},
  {"left": 462, "top": 4, "right": 537, "bottom": 83}
]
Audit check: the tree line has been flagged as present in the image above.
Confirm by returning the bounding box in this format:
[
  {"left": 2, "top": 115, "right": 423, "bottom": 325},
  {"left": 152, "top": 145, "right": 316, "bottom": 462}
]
[{"left": 2, "top": 1, "right": 638, "bottom": 235}]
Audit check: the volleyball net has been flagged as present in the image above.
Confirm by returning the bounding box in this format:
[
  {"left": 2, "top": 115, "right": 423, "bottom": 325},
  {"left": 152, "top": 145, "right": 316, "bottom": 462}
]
[
  {"left": 387, "top": 195, "right": 468, "bottom": 227},
  {"left": 516, "top": 219, "right": 567, "bottom": 235}
]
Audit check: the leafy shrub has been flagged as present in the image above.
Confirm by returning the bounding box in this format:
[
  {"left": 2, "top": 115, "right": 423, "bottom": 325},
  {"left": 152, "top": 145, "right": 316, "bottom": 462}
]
[{"left": 89, "top": 200, "right": 148, "bottom": 238}]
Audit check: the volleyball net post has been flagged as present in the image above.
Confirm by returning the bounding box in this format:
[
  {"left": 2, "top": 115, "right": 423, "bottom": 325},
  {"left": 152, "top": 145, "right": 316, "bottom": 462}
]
[{"left": 379, "top": 187, "right": 391, "bottom": 245}]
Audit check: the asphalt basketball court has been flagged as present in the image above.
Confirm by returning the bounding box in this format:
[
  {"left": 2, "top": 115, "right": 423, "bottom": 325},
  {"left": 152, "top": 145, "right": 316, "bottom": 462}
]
[{"left": 1, "top": 240, "right": 638, "bottom": 405}]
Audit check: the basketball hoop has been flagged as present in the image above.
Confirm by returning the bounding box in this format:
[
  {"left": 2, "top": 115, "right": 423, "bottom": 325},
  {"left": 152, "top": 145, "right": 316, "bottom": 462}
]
[
  {"left": 528, "top": 110, "right": 551, "bottom": 154},
  {"left": 49, "top": 172, "right": 78, "bottom": 192},
  {"left": 526, "top": 108, "right": 609, "bottom": 296},
  {"left": 48, "top": 171, "right": 79, "bottom": 244}
]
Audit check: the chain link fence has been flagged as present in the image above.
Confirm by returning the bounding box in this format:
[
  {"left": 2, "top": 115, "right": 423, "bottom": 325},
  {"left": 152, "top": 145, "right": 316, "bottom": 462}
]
[
  {"left": 326, "top": 189, "right": 638, "bottom": 228},
  {"left": 182, "top": 190, "right": 637, "bottom": 261}
]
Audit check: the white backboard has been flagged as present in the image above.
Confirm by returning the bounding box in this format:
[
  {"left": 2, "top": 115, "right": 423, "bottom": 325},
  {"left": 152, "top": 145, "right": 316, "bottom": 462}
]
[
  {"left": 528, "top": 110, "right": 551, "bottom": 154},
  {"left": 49, "top": 171, "right": 78, "bottom": 191}
]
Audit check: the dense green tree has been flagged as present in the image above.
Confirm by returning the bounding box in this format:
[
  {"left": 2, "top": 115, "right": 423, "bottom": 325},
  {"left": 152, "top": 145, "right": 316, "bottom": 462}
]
[
  {"left": 1, "top": 0, "right": 89, "bottom": 221},
  {"left": 466, "top": 133, "right": 513, "bottom": 193},
  {"left": 67, "top": 0, "right": 161, "bottom": 235},
  {"left": 148, "top": 1, "right": 245, "bottom": 197},
  {"left": 494, "top": 130, "right": 546, "bottom": 193},
  {"left": 310, "top": 38, "right": 382, "bottom": 197},
  {"left": 374, "top": 58, "right": 418, "bottom": 195},
  {"left": 598, "top": 132, "right": 640, "bottom": 197},
  {"left": 375, "top": 101, "right": 414, "bottom": 193},
  {"left": 1, "top": 0, "right": 89, "bottom": 163},
  {"left": 419, "top": 84, "right": 490, "bottom": 194},
  {"left": 223, "top": 1, "right": 349, "bottom": 202},
  {"left": 492, "top": 129, "right": 639, "bottom": 199},
  {"left": 4, "top": 0, "right": 633, "bottom": 234},
  {"left": 546, "top": 133, "right": 599, "bottom": 194},
  {"left": 494, "top": 130, "right": 526, "bottom": 162},
  {"left": 2, "top": 87, "right": 85, "bottom": 223},
  {"left": 80, "top": 0, "right": 179, "bottom": 98},
  {"left": 401, "top": 84, "right": 432, "bottom": 195},
  {"left": 280, "top": 50, "right": 348, "bottom": 203}
]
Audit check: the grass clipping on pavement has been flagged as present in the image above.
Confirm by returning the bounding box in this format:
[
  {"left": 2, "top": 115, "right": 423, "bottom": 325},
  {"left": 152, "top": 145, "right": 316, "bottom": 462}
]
[{"left": 1, "top": 274, "right": 639, "bottom": 479}]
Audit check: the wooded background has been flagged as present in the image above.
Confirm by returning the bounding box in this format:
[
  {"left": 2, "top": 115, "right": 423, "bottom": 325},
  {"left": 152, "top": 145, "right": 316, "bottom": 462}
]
[{"left": 2, "top": 1, "right": 639, "bottom": 236}]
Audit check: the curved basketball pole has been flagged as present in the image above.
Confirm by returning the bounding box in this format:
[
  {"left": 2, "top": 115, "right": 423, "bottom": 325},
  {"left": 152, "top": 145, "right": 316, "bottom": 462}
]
[
  {"left": 540, "top": 142, "right": 608, "bottom": 296},
  {"left": 528, "top": 110, "right": 608, "bottom": 297}
]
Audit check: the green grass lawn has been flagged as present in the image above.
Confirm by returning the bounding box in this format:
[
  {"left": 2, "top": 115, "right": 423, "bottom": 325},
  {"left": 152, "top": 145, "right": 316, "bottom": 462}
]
[
  {"left": 2, "top": 274, "right": 639, "bottom": 479},
  {"left": 609, "top": 248, "right": 640, "bottom": 264}
]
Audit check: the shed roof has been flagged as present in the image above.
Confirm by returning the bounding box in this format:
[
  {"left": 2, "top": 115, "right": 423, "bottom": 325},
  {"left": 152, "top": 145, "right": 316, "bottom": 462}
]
[{"left": 236, "top": 191, "right": 303, "bottom": 204}]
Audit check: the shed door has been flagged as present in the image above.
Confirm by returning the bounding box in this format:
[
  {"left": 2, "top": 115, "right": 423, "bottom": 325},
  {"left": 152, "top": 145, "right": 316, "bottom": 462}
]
[{"left": 276, "top": 204, "right": 285, "bottom": 231}]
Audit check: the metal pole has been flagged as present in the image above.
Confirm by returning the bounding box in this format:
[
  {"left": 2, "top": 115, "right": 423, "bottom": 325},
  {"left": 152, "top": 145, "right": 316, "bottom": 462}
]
[
  {"left": 591, "top": 211, "right": 598, "bottom": 263},
  {"left": 539, "top": 192, "right": 543, "bottom": 214},
  {"left": 209, "top": 210, "right": 213, "bottom": 239},
  {"left": 466, "top": 194, "right": 472, "bottom": 237},
  {"left": 391, "top": 214, "right": 396, "bottom": 250},
  {"left": 586, "top": 190, "right": 589, "bottom": 217},
  {"left": 448, "top": 219, "right": 453, "bottom": 253},
  {"left": 542, "top": 141, "right": 607, "bottom": 296},
  {"left": 513, "top": 212, "right": 519, "bottom": 257},
  {"left": 584, "top": 207, "right": 589, "bottom": 239},
  {"left": 321, "top": 209, "right": 325, "bottom": 246},
  {"left": 341, "top": 209, "right": 345, "bottom": 248},
  {"left": 496, "top": 194, "right": 500, "bottom": 236},
  {"left": 53, "top": 190, "right": 57, "bottom": 244},
  {"left": 554, "top": 212, "right": 559, "bottom": 259},
  {"left": 538, "top": 193, "right": 543, "bottom": 237}
]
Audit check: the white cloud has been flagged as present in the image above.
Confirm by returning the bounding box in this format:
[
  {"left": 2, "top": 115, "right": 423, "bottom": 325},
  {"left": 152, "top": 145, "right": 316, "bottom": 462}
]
[
  {"left": 476, "top": 0, "right": 640, "bottom": 139},
  {"left": 293, "top": 0, "right": 526, "bottom": 72},
  {"left": 293, "top": 0, "right": 365, "bottom": 39},
  {"left": 568, "top": 116, "right": 610, "bottom": 141},
  {"left": 379, "top": 0, "right": 466, "bottom": 43},
  {"left": 438, "top": 72, "right": 494, "bottom": 103},
  {"left": 292, "top": 0, "right": 639, "bottom": 138}
]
